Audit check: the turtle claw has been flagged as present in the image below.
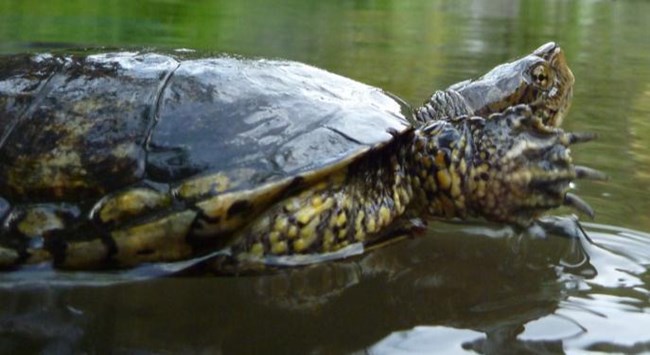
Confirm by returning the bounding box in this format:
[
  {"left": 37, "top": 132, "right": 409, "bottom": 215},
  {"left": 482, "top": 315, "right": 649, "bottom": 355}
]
[
  {"left": 564, "top": 131, "right": 597, "bottom": 145},
  {"left": 564, "top": 192, "right": 595, "bottom": 219},
  {"left": 575, "top": 165, "right": 608, "bottom": 181}
]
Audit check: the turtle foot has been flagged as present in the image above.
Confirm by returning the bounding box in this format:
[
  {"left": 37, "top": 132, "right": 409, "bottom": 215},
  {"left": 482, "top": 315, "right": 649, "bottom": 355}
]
[{"left": 466, "top": 104, "right": 605, "bottom": 226}]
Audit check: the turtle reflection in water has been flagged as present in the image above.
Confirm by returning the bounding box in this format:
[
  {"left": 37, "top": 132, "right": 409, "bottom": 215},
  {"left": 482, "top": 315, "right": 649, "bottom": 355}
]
[{"left": 0, "top": 42, "right": 604, "bottom": 273}]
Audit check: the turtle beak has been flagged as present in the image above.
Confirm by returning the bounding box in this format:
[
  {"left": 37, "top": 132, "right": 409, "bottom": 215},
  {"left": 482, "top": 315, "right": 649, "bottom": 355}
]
[{"left": 533, "top": 42, "right": 559, "bottom": 59}]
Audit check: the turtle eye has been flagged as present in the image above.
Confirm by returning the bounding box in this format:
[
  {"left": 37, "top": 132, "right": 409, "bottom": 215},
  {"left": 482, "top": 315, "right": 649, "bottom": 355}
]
[{"left": 530, "top": 63, "right": 553, "bottom": 89}]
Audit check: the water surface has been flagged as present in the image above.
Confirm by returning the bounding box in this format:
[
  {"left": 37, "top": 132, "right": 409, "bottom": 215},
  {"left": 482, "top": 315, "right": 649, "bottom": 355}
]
[{"left": 0, "top": 0, "right": 649, "bottom": 353}]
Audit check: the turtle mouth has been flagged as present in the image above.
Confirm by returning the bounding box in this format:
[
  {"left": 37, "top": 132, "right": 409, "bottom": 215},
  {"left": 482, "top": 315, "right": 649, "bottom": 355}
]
[
  {"left": 530, "top": 96, "right": 563, "bottom": 129},
  {"left": 542, "top": 83, "right": 573, "bottom": 128},
  {"left": 534, "top": 42, "right": 575, "bottom": 128},
  {"left": 537, "top": 88, "right": 571, "bottom": 128}
]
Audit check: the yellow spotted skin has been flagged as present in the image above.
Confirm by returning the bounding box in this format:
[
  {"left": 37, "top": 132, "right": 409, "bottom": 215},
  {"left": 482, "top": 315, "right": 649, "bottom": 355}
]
[{"left": 231, "top": 155, "right": 413, "bottom": 263}]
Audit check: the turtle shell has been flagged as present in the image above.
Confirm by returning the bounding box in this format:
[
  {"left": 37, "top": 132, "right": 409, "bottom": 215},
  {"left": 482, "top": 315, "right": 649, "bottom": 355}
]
[
  {"left": 0, "top": 52, "right": 413, "bottom": 200},
  {"left": 0, "top": 51, "right": 413, "bottom": 268},
  {"left": 149, "top": 55, "right": 413, "bottom": 194}
]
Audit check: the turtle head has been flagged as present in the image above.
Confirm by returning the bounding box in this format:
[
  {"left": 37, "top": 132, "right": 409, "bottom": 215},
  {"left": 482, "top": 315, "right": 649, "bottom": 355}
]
[{"left": 449, "top": 42, "right": 575, "bottom": 127}]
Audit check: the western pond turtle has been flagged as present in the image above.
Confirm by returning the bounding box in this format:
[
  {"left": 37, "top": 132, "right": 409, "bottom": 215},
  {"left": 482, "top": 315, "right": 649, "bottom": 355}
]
[{"left": 0, "top": 42, "right": 601, "bottom": 272}]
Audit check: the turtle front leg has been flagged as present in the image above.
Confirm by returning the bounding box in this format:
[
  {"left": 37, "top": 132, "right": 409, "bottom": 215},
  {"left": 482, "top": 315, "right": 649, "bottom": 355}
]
[
  {"left": 459, "top": 104, "right": 605, "bottom": 226},
  {"left": 223, "top": 154, "right": 416, "bottom": 269}
]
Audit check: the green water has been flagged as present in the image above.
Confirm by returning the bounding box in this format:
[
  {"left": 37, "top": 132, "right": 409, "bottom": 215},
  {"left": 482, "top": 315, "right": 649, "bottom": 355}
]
[{"left": 0, "top": 0, "right": 649, "bottom": 353}]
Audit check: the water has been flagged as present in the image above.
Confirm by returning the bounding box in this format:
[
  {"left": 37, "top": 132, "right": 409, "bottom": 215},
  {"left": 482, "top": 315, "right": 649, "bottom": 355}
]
[{"left": 0, "top": 0, "right": 649, "bottom": 353}]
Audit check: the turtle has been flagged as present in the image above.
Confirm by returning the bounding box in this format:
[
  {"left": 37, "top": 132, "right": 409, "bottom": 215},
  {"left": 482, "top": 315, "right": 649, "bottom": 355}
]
[{"left": 0, "top": 42, "right": 603, "bottom": 273}]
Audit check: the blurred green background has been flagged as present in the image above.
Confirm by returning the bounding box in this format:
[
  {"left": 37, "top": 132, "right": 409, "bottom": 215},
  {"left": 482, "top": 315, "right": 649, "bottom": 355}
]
[{"left": 0, "top": 1, "right": 650, "bottom": 353}]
